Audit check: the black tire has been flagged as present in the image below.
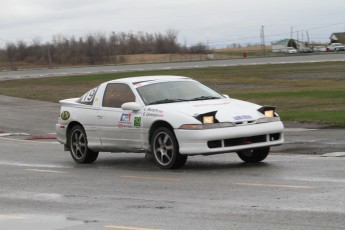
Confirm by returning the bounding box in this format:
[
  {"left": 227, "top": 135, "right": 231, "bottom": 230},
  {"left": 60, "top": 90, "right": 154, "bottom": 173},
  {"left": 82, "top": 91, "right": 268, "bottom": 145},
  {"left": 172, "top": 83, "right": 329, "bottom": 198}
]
[
  {"left": 151, "top": 127, "right": 187, "bottom": 169},
  {"left": 69, "top": 125, "right": 99, "bottom": 164},
  {"left": 237, "top": 147, "right": 270, "bottom": 163}
]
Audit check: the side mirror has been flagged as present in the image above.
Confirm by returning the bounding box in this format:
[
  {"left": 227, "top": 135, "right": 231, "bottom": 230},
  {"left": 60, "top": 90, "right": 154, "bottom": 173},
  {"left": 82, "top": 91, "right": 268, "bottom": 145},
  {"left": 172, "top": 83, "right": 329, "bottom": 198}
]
[
  {"left": 223, "top": 94, "right": 230, "bottom": 98},
  {"left": 121, "top": 102, "right": 142, "bottom": 111}
]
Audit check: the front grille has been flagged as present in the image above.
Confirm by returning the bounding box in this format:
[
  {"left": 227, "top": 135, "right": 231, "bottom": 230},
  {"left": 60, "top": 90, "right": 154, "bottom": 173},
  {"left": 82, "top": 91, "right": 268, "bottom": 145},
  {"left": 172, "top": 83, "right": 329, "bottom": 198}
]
[
  {"left": 207, "top": 134, "right": 268, "bottom": 149},
  {"left": 207, "top": 140, "right": 222, "bottom": 148},
  {"left": 224, "top": 135, "right": 266, "bottom": 147},
  {"left": 207, "top": 133, "right": 282, "bottom": 149},
  {"left": 269, "top": 133, "right": 280, "bottom": 141}
]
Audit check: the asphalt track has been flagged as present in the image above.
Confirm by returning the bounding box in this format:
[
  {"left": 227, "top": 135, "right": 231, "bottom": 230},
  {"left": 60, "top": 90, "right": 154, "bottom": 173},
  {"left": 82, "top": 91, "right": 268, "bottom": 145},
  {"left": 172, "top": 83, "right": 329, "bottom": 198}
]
[{"left": 0, "top": 96, "right": 345, "bottom": 230}]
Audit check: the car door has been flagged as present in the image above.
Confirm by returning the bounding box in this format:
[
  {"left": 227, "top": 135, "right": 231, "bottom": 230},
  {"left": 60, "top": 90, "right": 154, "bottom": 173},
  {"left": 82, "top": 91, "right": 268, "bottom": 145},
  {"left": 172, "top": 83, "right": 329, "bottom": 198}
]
[{"left": 98, "top": 83, "right": 143, "bottom": 152}]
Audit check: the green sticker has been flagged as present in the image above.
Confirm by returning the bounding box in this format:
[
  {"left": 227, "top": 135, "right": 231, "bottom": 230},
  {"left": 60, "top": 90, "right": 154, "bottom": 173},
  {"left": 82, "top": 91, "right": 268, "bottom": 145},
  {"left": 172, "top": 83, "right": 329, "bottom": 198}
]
[
  {"left": 134, "top": 117, "right": 141, "bottom": 127},
  {"left": 61, "top": 111, "right": 70, "bottom": 120}
]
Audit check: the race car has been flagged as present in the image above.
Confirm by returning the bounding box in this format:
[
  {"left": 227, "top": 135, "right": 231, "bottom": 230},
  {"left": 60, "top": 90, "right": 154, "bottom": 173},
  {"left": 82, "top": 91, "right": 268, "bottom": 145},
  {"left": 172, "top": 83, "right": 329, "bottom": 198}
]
[{"left": 56, "top": 75, "right": 284, "bottom": 169}]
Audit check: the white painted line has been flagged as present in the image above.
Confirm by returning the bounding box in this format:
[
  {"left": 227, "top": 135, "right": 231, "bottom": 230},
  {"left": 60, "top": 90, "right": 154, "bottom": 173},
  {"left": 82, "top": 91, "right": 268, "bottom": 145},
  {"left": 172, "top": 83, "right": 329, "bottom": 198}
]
[
  {"left": 0, "top": 214, "right": 28, "bottom": 220},
  {"left": 234, "top": 182, "right": 314, "bottom": 189},
  {"left": 0, "top": 161, "right": 72, "bottom": 169},
  {"left": 285, "top": 176, "right": 345, "bottom": 183},
  {"left": 121, "top": 175, "right": 180, "bottom": 181},
  {"left": 26, "top": 169, "right": 68, "bottom": 174},
  {"left": 105, "top": 225, "right": 162, "bottom": 230},
  {"left": 321, "top": 152, "right": 345, "bottom": 157},
  {"left": 0, "top": 136, "right": 59, "bottom": 144},
  {"left": 0, "top": 192, "right": 63, "bottom": 201}
]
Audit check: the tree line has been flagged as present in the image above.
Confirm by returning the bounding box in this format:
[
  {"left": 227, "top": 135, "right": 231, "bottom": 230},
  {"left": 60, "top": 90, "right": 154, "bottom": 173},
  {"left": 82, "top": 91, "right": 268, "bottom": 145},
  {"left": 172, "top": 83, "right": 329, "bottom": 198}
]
[{"left": 1, "top": 30, "right": 209, "bottom": 69}]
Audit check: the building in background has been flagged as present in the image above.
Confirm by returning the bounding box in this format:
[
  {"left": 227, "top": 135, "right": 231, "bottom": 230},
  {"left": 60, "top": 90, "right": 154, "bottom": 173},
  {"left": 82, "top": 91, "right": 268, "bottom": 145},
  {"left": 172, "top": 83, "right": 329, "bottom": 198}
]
[
  {"left": 271, "top": 39, "right": 307, "bottom": 53},
  {"left": 329, "top": 32, "right": 345, "bottom": 44}
]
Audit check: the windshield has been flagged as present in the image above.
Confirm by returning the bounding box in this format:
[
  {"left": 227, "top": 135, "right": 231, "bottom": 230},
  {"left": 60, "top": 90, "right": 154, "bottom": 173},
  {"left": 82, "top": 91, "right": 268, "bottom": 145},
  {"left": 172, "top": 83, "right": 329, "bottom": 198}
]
[{"left": 136, "top": 80, "right": 224, "bottom": 105}]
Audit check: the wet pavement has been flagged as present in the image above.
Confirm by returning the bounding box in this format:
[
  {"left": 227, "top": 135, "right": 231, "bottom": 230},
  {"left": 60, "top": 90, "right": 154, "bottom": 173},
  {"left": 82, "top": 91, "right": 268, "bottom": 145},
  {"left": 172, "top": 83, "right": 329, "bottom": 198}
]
[{"left": 1, "top": 95, "right": 345, "bottom": 229}]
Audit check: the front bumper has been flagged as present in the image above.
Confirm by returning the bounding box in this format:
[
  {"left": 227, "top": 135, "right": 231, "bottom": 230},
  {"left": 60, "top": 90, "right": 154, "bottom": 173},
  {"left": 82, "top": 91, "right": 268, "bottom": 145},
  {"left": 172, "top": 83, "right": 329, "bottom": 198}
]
[
  {"left": 55, "top": 123, "right": 67, "bottom": 145},
  {"left": 175, "top": 121, "right": 284, "bottom": 155}
]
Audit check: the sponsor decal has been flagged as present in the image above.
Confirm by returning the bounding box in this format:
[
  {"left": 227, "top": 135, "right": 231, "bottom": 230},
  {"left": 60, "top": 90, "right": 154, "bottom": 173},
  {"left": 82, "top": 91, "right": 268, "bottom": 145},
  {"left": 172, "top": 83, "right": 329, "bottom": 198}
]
[
  {"left": 234, "top": 115, "right": 253, "bottom": 120},
  {"left": 134, "top": 117, "right": 141, "bottom": 127},
  {"left": 143, "top": 108, "right": 164, "bottom": 118},
  {"left": 120, "top": 113, "right": 132, "bottom": 122},
  {"left": 60, "top": 111, "right": 70, "bottom": 120},
  {"left": 118, "top": 113, "right": 132, "bottom": 128}
]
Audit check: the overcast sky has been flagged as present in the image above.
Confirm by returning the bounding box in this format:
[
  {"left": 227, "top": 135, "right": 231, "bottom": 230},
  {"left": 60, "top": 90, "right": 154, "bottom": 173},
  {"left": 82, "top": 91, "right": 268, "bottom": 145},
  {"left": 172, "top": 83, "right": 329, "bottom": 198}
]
[{"left": 1, "top": 0, "right": 345, "bottom": 48}]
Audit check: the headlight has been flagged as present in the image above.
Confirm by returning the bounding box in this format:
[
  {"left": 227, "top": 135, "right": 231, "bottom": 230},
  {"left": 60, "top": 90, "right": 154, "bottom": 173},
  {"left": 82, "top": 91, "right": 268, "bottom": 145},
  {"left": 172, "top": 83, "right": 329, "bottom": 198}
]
[
  {"left": 264, "top": 110, "right": 274, "bottom": 118},
  {"left": 195, "top": 111, "right": 218, "bottom": 124},
  {"left": 256, "top": 117, "right": 281, "bottom": 124},
  {"left": 203, "top": 116, "right": 214, "bottom": 124},
  {"left": 258, "top": 106, "right": 277, "bottom": 118}
]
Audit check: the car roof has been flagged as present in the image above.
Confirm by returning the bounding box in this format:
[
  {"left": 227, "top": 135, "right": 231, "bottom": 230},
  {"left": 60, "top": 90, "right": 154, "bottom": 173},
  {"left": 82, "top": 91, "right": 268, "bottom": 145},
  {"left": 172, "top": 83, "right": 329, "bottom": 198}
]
[{"left": 106, "top": 75, "right": 192, "bottom": 84}]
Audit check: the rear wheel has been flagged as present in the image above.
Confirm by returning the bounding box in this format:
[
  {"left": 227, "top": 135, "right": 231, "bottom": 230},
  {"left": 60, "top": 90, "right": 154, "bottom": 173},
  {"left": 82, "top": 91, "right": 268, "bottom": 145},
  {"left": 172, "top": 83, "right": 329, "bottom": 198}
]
[
  {"left": 151, "top": 127, "right": 187, "bottom": 169},
  {"left": 237, "top": 147, "right": 270, "bottom": 163},
  {"left": 69, "top": 125, "right": 99, "bottom": 163}
]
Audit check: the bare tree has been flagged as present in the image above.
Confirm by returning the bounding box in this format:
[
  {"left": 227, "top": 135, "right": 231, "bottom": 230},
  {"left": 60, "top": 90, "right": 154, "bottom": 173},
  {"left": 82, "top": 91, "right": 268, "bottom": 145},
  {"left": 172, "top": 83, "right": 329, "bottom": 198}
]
[{"left": 0, "top": 29, "right": 211, "bottom": 67}]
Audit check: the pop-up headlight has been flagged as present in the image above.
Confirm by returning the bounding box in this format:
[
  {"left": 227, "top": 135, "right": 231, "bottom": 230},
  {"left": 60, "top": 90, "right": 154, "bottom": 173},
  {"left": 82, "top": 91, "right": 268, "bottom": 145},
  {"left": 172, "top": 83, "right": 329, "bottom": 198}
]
[
  {"left": 258, "top": 106, "right": 277, "bottom": 118},
  {"left": 195, "top": 111, "right": 218, "bottom": 124},
  {"left": 264, "top": 110, "right": 274, "bottom": 118},
  {"left": 203, "top": 116, "right": 214, "bottom": 124}
]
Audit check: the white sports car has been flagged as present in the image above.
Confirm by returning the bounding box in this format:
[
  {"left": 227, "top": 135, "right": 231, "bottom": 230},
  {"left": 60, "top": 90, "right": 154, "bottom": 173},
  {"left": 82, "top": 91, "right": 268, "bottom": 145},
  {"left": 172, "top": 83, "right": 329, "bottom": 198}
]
[{"left": 56, "top": 75, "right": 284, "bottom": 169}]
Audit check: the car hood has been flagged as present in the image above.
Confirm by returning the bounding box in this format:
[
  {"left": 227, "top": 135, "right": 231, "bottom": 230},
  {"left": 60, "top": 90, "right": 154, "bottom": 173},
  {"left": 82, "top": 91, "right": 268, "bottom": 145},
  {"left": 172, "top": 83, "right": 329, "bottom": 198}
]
[{"left": 154, "top": 98, "right": 263, "bottom": 122}]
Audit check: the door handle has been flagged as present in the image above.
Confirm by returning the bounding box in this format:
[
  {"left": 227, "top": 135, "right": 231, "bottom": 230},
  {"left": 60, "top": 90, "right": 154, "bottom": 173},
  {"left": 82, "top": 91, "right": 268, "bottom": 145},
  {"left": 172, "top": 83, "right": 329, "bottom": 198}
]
[{"left": 97, "top": 114, "right": 103, "bottom": 119}]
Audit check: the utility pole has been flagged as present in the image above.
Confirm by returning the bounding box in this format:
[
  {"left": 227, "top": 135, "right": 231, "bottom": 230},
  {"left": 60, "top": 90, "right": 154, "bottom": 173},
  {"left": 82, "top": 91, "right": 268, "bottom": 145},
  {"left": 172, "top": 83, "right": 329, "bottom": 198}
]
[
  {"left": 306, "top": 31, "right": 310, "bottom": 46},
  {"left": 260, "top": 26, "right": 265, "bottom": 56},
  {"left": 291, "top": 27, "right": 293, "bottom": 39},
  {"left": 302, "top": 31, "right": 304, "bottom": 42},
  {"left": 47, "top": 45, "right": 52, "bottom": 69}
]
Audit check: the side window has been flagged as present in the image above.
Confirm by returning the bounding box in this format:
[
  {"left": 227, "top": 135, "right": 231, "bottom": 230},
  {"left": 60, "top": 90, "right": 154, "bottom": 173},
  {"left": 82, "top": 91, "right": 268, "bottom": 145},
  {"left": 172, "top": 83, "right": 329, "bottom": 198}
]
[{"left": 103, "top": 83, "right": 135, "bottom": 108}]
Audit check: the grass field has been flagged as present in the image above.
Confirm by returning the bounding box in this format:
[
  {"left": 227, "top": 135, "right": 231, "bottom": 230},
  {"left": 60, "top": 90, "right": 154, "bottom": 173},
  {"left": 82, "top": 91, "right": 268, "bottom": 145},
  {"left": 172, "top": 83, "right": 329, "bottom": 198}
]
[{"left": 1, "top": 61, "right": 345, "bottom": 127}]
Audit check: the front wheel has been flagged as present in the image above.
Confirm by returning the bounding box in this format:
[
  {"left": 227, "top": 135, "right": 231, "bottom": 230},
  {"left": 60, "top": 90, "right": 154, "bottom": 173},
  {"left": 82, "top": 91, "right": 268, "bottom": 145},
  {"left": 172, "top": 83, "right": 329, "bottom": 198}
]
[
  {"left": 151, "top": 127, "right": 187, "bottom": 169},
  {"left": 237, "top": 147, "right": 270, "bottom": 163},
  {"left": 69, "top": 125, "right": 99, "bottom": 163}
]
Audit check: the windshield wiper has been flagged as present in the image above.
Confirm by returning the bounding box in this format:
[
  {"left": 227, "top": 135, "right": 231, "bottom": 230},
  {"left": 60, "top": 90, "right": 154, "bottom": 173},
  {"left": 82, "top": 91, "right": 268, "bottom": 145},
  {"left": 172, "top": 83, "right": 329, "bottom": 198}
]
[
  {"left": 148, "top": 98, "right": 188, "bottom": 105},
  {"left": 190, "top": 96, "right": 221, "bottom": 101}
]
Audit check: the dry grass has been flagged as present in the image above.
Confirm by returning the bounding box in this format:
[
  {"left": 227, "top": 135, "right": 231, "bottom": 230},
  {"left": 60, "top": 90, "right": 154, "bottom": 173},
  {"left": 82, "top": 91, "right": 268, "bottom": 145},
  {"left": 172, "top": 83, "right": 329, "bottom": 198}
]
[{"left": 214, "top": 45, "right": 272, "bottom": 52}]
